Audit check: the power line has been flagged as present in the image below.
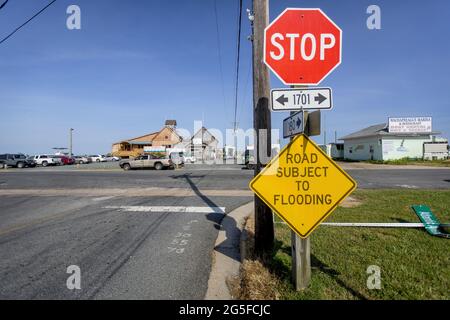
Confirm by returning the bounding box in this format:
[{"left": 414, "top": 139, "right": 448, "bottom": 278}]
[
  {"left": 233, "top": 0, "right": 243, "bottom": 132},
  {"left": 213, "top": 0, "right": 227, "bottom": 114},
  {"left": 0, "top": 0, "right": 57, "bottom": 45},
  {"left": 0, "top": 0, "right": 9, "bottom": 10}
]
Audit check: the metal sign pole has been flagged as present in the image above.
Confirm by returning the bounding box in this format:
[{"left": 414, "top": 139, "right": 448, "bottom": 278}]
[{"left": 290, "top": 99, "right": 311, "bottom": 291}]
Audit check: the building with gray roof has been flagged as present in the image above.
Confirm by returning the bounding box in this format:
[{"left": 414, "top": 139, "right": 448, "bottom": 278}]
[{"left": 339, "top": 121, "right": 447, "bottom": 161}]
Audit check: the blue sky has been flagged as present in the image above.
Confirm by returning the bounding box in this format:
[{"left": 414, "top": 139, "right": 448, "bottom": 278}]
[{"left": 1, "top": 0, "right": 450, "bottom": 154}]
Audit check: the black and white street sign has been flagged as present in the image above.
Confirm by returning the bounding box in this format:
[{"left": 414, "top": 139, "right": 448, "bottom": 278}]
[
  {"left": 271, "top": 88, "right": 332, "bottom": 111},
  {"left": 283, "top": 111, "right": 304, "bottom": 138}
]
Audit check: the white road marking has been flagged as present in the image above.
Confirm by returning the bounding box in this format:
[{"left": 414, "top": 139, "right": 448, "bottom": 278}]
[
  {"left": 92, "top": 196, "right": 116, "bottom": 201},
  {"left": 103, "top": 206, "right": 226, "bottom": 213},
  {"left": 396, "top": 184, "right": 419, "bottom": 189}
]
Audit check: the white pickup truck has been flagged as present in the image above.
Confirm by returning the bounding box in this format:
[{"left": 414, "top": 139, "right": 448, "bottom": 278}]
[{"left": 33, "top": 154, "right": 62, "bottom": 167}]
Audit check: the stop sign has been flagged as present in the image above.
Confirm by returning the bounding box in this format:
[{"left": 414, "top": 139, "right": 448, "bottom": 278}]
[{"left": 264, "top": 8, "right": 342, "bottom": 85}]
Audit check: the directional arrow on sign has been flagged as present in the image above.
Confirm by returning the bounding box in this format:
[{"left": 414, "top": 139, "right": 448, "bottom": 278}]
[
  {"left": 271, "top": 87, "right": 332, "bottom": 111},
  {"left": 276, "top": 94, "right": 289, "bottom": 106},
  {"left": 314, "top": 93, "right": 327, "bottom": 104}
]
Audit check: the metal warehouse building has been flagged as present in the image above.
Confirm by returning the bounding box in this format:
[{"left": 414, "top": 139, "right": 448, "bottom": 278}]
[{"left": 340, "top": 120, "right": 448, "bottom": 161}]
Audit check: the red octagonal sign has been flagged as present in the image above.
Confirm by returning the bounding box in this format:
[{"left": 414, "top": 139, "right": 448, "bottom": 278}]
[{"left": 264, "top": 8, "right": 342, "bottom": 85}]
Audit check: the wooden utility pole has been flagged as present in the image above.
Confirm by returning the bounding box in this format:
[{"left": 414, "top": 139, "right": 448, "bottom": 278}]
[{"left": 252, "top": 0, "right": 274, "bottom": 255}]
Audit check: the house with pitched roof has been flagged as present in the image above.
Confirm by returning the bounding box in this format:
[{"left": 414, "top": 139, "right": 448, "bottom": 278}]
[
  {"left": 178, "top": 127, "right": 219, "bottom": 161},
  {"left": 111, "top": 122, "right": 182, "bottom": 158}
]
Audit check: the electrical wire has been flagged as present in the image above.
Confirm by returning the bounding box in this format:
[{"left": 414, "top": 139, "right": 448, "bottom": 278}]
[
  {"left": 0, "top": 0, "right": 9, "bottom": 10},
  {"left": 0, "top": 0, "right": 57, "bottom": 45},
  {"left": 233, "top": 0, "right": 243, "bottom": 131}
]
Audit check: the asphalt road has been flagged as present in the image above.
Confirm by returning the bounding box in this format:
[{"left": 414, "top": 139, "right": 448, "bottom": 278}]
[
  {"left": 0, "top": 166, "right": 252, "bottom": 299},
  {"left": 1, "top": 162, "right": 449, "bottom": 189},
  {"left": 0, "top": 164, "right": 449, "bottom": 299}
]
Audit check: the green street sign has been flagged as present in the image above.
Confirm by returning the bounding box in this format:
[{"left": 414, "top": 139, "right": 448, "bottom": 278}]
[{"left": 411, "top": 205, "right": 450, "bottom": 239}]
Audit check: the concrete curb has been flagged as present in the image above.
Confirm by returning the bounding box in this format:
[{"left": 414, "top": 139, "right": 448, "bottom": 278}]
[{"left": 204, "top": 201, "right": 254, "bottom": 300}]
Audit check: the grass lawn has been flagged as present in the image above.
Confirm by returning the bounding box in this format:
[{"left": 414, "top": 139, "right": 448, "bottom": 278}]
[
  {"left": 266, "top": 189, "right": 450, "bottom": 300},
  {"left": 364, "top": 158, "right": 450, "bottom": 167}
]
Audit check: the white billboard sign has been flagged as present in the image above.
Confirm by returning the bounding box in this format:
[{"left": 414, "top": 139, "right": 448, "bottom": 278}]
[
  {"left": 388, "top": 117, "right": 432, "bottom": 133},
  {"left": 144, "top": 146, "right": 166, "bottom": 153}
]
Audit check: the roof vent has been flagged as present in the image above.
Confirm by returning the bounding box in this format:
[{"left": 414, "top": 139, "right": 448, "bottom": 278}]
[{"left": 165, "top": 120, "right": 177, "bottom": 128}]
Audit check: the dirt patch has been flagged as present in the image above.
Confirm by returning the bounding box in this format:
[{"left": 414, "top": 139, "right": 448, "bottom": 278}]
[
  {"left": 230, "top": 215, "right": 280, "bottom": 300},
  {"left": 339, "top": 196, "right": 362, "bottom": 208}
]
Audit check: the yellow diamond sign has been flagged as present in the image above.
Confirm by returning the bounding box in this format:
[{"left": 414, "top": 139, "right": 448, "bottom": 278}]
[{"left": 249, "top": 134, "right": 357, "bottom": 238}]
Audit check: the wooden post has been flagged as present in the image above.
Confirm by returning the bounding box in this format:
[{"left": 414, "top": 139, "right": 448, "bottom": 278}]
[
  {"left": 252, "top": 0, "right": 274, "bottom": 255},
  {"left": 290, "top": 91, "right": 311, "bottom": 290},
  {"left": 291, "top": 232, "right": 311, "bottom": 290}
]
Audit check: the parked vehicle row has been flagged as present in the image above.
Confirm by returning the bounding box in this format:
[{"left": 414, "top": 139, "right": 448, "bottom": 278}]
[
  {"left": 0, "top": 153, "right": 120, "bottom": 169},
  {"left": 1, "top": 152, "right": 187, "bottom": 170}
]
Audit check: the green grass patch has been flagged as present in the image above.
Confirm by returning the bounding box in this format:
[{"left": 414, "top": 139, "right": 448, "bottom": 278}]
[
  {"left": 364, "top": 158, "right": 450, "bottom": 167},
  {"left": 269, "top": 189, "right": 450, "bottom": 300}
]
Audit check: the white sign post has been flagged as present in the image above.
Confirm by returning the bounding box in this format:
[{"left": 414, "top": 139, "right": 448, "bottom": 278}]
[{"left": 271, "top": 88, "right": 332, "bottom": 112}]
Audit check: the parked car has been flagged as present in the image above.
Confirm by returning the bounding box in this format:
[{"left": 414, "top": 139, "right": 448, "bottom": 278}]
[
  {"left": 56, "top": 155, "right": 75, "bottom": 165},
  {"left": 0, "top": 153, "right": 36, "bottom": 169},
  {"left": 89, "top": 155, "right": 107, "bottom": 162},
  {"left": 119, "top": 154, "right": 173, "bottom": 171},
  {"left": 32, "top": 154, "right": 62, "bottom": 167},
  {"left": 104, "top": 156, "right": 120, "bottom": 162},
  {"left": 74, "top": 156, "right": 91, "bottom": 164},
  {"left": 170, "top": 152, "right": 185, "bottom": 167},
  {"left": 183, "top": 155, "right": 196, "bottom": 163}
]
